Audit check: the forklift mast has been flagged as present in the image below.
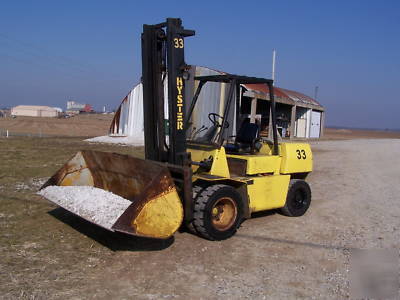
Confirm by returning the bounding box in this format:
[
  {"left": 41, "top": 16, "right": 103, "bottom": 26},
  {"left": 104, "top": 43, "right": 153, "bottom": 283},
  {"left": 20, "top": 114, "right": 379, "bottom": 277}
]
[
  {"left": 141, "top": 18, "right": 194, "bottom": 165},
  {"left": 141, "top": 18, "right": 195, "bottom": 223}
]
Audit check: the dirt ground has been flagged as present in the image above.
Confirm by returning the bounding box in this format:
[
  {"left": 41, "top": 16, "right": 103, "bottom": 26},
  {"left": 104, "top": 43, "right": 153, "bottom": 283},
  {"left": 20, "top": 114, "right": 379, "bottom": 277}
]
[{"left": 1, "top": 135, "right": 399, "bottom": 299}]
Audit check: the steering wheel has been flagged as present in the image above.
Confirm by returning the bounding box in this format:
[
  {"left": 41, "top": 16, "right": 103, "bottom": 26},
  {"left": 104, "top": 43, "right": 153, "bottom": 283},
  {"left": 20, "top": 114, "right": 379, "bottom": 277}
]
[{"left": 208, "top": 113, "right": 229, "bottom": 128}]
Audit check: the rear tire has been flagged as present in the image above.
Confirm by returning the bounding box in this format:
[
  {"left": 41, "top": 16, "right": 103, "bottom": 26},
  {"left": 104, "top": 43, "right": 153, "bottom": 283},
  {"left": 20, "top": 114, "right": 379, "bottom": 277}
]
[
  {"left": 193, "top": 184, "right": 243, "bottom": 240},
  {"left": 280, "top": 179, "right": 311, "bottom": 217}
]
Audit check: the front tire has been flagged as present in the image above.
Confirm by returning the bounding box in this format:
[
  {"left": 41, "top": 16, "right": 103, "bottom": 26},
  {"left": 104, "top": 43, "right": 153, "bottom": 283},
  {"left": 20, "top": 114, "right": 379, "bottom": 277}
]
[
  {"left": 280, "top": 179, "right": 311, "bottom": 217},
  {"left": 193, "top": 184, "right": 243, "bottom": 240}
]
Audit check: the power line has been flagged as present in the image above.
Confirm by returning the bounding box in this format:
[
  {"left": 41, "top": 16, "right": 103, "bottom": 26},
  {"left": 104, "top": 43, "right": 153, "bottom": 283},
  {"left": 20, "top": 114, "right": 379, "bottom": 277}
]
[{"left": 0, "top": 33, "right": 97, "bottom": 74}]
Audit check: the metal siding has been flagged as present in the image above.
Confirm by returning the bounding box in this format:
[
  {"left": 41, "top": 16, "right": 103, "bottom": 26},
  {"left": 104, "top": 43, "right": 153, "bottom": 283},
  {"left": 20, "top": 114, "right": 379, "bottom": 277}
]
[{"left": 192, "top": 66, "right": 223, "bottom": 132}]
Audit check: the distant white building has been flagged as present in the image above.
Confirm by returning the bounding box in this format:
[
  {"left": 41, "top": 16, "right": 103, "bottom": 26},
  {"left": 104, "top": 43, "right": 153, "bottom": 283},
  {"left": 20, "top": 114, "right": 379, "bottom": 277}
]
[
  {"left": 53, "top": 107, "right": 63, "bottom": 113},
  {"left": 11, "top": 105, "right": 60, "bottom": 117}
]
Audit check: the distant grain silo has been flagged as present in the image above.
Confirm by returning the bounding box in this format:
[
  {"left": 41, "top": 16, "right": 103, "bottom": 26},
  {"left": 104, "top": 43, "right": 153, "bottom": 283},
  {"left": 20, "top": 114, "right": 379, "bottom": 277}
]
[
  {"left": 11, "top": 105, "right": 60, "bottom": 117},
  {"left": 66, "top": 101, "right": 93, "bottom": 115}
]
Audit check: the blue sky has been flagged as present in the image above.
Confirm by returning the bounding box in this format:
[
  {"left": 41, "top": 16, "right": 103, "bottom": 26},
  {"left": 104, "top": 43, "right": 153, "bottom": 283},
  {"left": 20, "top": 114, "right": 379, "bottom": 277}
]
[{"left": 0, "top": 0, "right": 399, "bottom": 129}]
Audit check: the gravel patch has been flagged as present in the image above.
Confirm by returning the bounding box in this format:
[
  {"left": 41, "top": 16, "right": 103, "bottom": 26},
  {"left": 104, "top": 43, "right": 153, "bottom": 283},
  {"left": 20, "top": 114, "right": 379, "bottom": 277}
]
[
  {"left": 38, "top": 186, "right": 132, "bottom": 230},
  {"left": 15, "top": 183, "right": 30, "bottom": 191},
  {"left": 14, "top": 177, "right": 49, "bottom": 191},
  {"left": 29, "top": 177, "right": 48, "bottom": 189}
]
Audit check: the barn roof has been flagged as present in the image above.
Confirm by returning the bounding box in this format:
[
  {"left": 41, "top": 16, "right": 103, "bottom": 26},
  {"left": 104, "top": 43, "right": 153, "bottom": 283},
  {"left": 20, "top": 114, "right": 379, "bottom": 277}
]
[
  {"left": 194, "top": 66, "right": 323, "bottom": 110},
  {"left": 242, "top": 84, "right": 323, "bottom": 109}
]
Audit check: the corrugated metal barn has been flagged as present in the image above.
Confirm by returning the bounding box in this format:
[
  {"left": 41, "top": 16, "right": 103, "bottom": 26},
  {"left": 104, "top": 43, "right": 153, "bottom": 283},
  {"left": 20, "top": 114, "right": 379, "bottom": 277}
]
[
  {"left": 109, "top": 66, "right": 324, "bottom": 144},
  {"left": 241, "top": 82, "right": 325, "bottom": 139}
]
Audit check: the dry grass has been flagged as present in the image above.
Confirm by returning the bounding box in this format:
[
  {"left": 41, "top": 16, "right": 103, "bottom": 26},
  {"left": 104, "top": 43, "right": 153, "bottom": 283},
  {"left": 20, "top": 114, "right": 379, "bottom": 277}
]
[
  {"left": 0, "top": 114, "right": 113, "bottom": 137},
  {"left": 1, "top": 114, "right": 399, "bottom": 140},
  {"left": 323, "top": 127, "right": 400, "bottom": 140},
  {"left": 0, "top": 137, "right": 144, "bottom": 298}
]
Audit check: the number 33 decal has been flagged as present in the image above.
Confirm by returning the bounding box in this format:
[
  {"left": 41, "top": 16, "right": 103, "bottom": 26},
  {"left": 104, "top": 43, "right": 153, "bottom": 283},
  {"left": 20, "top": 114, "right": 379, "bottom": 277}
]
[
  {"left": 296, "top": 149, "right": 307, "bottom": 159},
  {"left": 173, "top": 38, "right": 184, "bottom": 48}
]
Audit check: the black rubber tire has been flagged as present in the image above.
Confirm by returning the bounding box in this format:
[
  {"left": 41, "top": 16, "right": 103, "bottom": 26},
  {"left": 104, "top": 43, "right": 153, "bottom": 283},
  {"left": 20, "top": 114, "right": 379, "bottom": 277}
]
[
  {"left": 280, "top": 179, "right": 311, "bottom": 217},
  {"left": 193, "top": 184, "right": 243, "bottom": 240},
  {"left": 186, "top": 185, "right": 205, "bottom": 234}
]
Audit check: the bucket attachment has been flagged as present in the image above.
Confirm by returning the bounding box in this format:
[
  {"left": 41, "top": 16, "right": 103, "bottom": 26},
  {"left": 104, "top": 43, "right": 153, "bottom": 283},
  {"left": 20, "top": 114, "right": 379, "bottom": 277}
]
[{"left": 39, "top": 150, "right": 183, "bottom": 239}]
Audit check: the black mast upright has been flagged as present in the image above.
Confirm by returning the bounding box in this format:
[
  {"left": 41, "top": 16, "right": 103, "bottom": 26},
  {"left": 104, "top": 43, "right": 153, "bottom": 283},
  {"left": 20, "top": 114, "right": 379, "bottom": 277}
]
[
  {"left": 141, "top": 22, "right": 167, "bottom": 162},
  {"left": 165, "top": 18, "right": 194, "bottom": 165},
  {"left": 141, "top": 18, "right": 194, "bottom": 165}
]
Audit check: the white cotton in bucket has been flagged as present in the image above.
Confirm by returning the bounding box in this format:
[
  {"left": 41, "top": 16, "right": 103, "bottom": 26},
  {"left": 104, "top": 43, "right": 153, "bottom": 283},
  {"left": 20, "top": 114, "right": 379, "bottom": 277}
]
[{"left": 38, "top": 186, "right": 132, "bottom": 230}]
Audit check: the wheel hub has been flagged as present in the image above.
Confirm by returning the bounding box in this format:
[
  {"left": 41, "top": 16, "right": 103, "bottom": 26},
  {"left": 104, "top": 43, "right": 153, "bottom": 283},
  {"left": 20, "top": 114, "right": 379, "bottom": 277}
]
[{"left": 211, "top": 197, "right": 237, "bottom": 231}]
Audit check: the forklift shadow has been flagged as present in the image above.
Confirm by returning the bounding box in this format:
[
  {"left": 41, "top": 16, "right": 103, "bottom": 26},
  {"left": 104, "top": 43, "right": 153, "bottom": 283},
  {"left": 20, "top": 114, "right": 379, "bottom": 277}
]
[
  {"left": 239, "top": 211, "right": 355, "bottom": 251},
  {"left": 235, "top": 233, "right": 356, "bottom": 252},
  {"left": 48, "top": 208, "right": 174, "bottom": 252}
]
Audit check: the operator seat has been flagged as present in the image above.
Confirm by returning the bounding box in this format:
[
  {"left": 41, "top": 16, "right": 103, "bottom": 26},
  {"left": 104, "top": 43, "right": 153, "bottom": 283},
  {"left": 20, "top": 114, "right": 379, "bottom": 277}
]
[{"left": 224, "top": 120, "right": 260, "bottom": 154}]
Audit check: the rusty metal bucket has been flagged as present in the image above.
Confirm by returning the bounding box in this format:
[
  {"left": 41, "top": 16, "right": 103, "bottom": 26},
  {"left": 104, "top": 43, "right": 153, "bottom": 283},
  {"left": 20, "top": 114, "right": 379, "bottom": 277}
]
[{"left": 39, "top": 150, "right": 183, "bottom": 239}]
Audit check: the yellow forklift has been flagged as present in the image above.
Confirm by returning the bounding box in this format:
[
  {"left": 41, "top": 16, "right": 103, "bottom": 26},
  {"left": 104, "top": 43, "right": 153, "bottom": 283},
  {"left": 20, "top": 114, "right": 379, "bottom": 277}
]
[{"left": 40, "top": 18, "right": 312, "bottom": 241}]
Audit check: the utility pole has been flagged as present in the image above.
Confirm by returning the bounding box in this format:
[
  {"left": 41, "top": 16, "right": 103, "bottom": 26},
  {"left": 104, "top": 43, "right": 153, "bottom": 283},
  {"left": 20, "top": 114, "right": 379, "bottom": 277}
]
[
  {"left": 314, "top": 86, "right": 319, "bottom": 101},
  {"left": 271, "top": 49, "right": 276, "bottom": 85},
  {"left": 269, "top": 49, "right": 277, "bottom": 139}
]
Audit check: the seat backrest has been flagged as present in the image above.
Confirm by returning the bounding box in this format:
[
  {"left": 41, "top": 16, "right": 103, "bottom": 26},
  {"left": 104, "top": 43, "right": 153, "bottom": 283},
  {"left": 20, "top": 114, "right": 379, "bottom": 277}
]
[{"left": 236, "top": 122, "right": 259, "bottom": 144}]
